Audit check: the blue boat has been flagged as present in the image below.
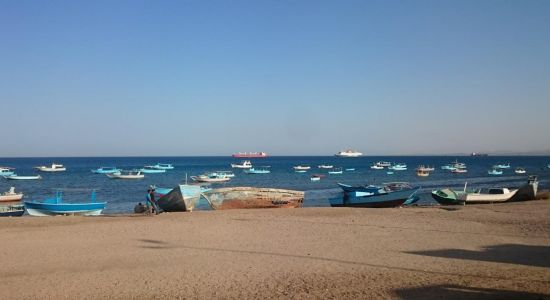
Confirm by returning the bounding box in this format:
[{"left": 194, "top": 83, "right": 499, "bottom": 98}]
[
  {"left": 91, "top": 167, "right": 121, "bottom": 174},
  {"left": 488, "top": 168, "right": 503, "bottom": 176},
  {"left": 140, "top": 166, "right": 167, "bottom": 174},
  {"left": 332, "top": 183, "right": 420, "bottom": 208},
  {"left": 152, "top": 163, "right": 174, "bottom": 170},
  {"left": 23, "top": 190, "right": 106, "bottom": 216},
  {"left": 244, "top": 167, "right": 271, "bottom": 174}
]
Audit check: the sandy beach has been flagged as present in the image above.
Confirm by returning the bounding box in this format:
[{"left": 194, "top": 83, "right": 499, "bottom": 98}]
[{"left": 1, "top": 200, "right": 549, "bottom": 299}]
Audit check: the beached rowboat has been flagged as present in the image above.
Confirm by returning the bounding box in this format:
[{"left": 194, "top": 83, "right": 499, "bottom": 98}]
[{"left": 202, "top": 187, "right": 304, "bottom": 210}]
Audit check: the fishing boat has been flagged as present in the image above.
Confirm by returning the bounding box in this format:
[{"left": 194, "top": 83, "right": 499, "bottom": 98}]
[
  {"left": 232, "top": 152, "right": 268, "bottom": 158},
  {"left": 231, "top": 160, "right": 253, "bottom": 169},
  {"left": 416, "top": 165, "right": 435, "bottom": 172},
  {"left": 389, "top": 163, "right": 407, "bottom": 171},
  {"left": 328, "top": 167, "right": 343, "bottom": 175},
  {"left": 202, "top": 187, "right": 304, "bottom": 209},
  {"left": 376, "top": 161, "right": 392, "bottom": 167},
  {"left": 451, "top": 168, "right": 468, "bottom": 174},
  {"left": 310, "top": 174, "right": 325, "bottom": 181},
  {"left": 493, "top": 163, "right": 511, "bottom": 169},
  {"left": 4, "top": 174, "right": 42, "bottom": 180},
  {"left": 0, "top": 204, "right": 25, "bottom": 217},
  {"left": 335, "top": 150, "right": 363, "bottom": 157},
  {"left": 441, "top": 164, "right": 455, "bottom": 170},
  {"left": 370, "top": 164, "right": 384, "bottom": 170},
  {"left": 91, "top": 167, "right": 121, "bottom": 174},
  {"left": 488, "top": 169, "right": 503, "bottom": 176},
  {"left": 459, "top": 188, "right": 518, "bottom": 204},
  {"left": 318, "top": 164, "right": 333, "bottom": 169},
  {"left": 515, "top": 167, "right": 526, "bottom": 174},
  {"left": 139, "top": 166, "right": 167, "bottom": 174},
  {"left": 244, "top": 167, "right": 271, "bottom": 174},
  {"left": 416, "top": 170, "right": 429, "bottom": 177},
  {"left": 332, "top": 183, "right": 419, "bottom": 208},
  {"left": 431, "top": 188, "right": 465, "bottom": 205},
  {"left": 293, "top": 165, "right": 311, "bottom": 171},
  {"left": 24, "top": 190, "right": 106, "bottom": 216},
  {"left": 157, "top": 184, "right": 202, "bottom": 212},
  {"left": 35, "top": 163, "right": 66, "bottom": 172},
  {"left": 151, "top": 163, "right": 174, "bottom": 170},
  {"left": 190, "top": 172, "right": 231, "bottom": 183},
  {"left": 106, "top": 171, "right": 144, "bottom": 179},
  {"left": 0, "top": 187, "right": 23, "bottom": 203},
  {"left": 345, "top": 168, "right": 355, "bottom": 171},
  {"left": 0, "top": 167, "right": 15, "bottom": 177},
  {"left": 215, "top": 171, "right": 235, "bottom": 178}
]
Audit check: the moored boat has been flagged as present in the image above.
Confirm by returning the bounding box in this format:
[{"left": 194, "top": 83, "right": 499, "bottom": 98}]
[
  {"left": 310, "top": 174, "right": 325, "bottom": 181},
  {"left": 231, "top": 160, "right": 253, "bottom": 169},
  {"left": 4, "top": 174, "right": 42, "bottom": 180},
  {"left": 416, "top": 165, "right": 435, "bottom": 172},
  {"left": 416, "top": 170, "right": 429, "bottom": 177},
  {"left": 389, "top": 163, "right": 407, "bottom": 171},
  {"left": 91, "top": 167, "right": 121, "bottom": 174},
  {"left": 152, "top": 163, "right": 174, "bottom": 170},
  {"left": 493, "top": 163, "right": 511, "bottom": 169},
  {"left": 0, "top": 167, "right": 15, "bottom": 177},
  {"left": 335, "top": 150, "right": 363, "bottom": 157},
  {"left": 376, "top": 161, "right": 392, "bottom": 167},
  {"left": 244, "top": 167, "right": 271, "bottom": 174},
  {"left": 345, "top": 168, "right": 355, "bottom": 171},
  {"left": 451, "top": 168, "right": 468, "bottom": 174},
  {"left": 202, "top": 187, "right": 304, "bottom": 210},
  {"left": 191, "top": 172, "right": 231, "bottom": 183},
  {"left": 370, "top": 164, "right": 384, "bottom": 170},
  {"left": 106, "top": 171, "right": 144, "bottom": 179},
  {"left": 328, "top": 167, "right": 343, "bottom": 174},
  {"left": 515, "top": 167, "right": 526, "bottom": 174},
  {"left": 0, "top": 187, "right": 23, "bottom": 203},
  {"left": 488, "top": 168, "right": 503, "bottom": 176},
  {"left": 318, "top": 164, "right": 333, "bottom": 169},
  {"left": 232, "top": 152, "right": 268, "bottom": 158},
  {"left": 24, "top": 190, "right": 106, "bottom": 216},
  {"left": 293, "top": 165, "right": 311, "bottom": 171},
  {"left": 140, "top": 166, "right": 167, "bottom": 174},
  {"left": 35, "top": 163, "right": 66, "bottom": 172},
  {"left": 332, "top": 183, "right": 419, "bottom": 208}
]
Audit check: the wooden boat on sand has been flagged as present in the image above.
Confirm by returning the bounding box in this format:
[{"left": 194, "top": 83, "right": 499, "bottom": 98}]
[{"left": 202, "top": 187, "right": 304, "bottom": 210}]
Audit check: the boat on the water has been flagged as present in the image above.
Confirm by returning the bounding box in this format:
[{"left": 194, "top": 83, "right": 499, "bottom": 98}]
[
  {"left": 328, "top": 167, "right": 343, "bottom": 175},
  {"left": 244, "top": 167, "right": 271, "bottom": 174},
  {"left": 232, "top": 152, "right": 268, "bottom": 158},
  {"left": 494, "top": 163, "right": 511, "bottom": 169},
  {"left": 345, "top": 168, "right": 355, "bottom": 171},
  {"left": 318, "top": 165, "right": 333, "bottom": 169},
  {"left": 151, "top": 163, "right": 174, "bottom": 170},
  {"left": 416, "top": 165, "right": 435, "bottom": 172},
  {"left": 202, "top": 187, "right": 304, "bottom": 210},
  {"left": 0, "top": 204, "right": 25, "bottom": 217},
  {"left": 139, "top": 166, "right": 167, "bottom": 174},
  {"left": 24, "top": 190, "right": 106, "bottom": 216},
  {"left": 295, "top": 170, "right": 307, "bottom": 173},
  {"left": 35, "top": 163, "right": 66, "bottom": 172},
  {"left": 214, "top": 170, "right": 235, "bottom": 178},
  {"left": 310, "top": 174, "right": 325, "bottom": 181},
  {"left": 488, "top": 169, "right": 503, "bottom": 176},
  {"left": 157, "top": 184, "right": 202, "bottom": 212},
  {"left": 231, "top": 160, "right": 253, "bottom": 169},
  {"left": 0, "top": 187, "right": 23, "bottom": 203},
  {"left": 4, "top": 174, "right": 42, "bottom": 180},
  {"left": 335, "top": 150, "right": 363, "bottom": 157},
  {"left": 293, "top": 165, "right": 311, "bottom": 171},
  {"left": 451, "top": 168, "right": 468, "bottom": 174},
  {"left": 191, "top": 172, "right": 231, "bottom": 183},
  {"left": 332, "top": 183, "right": 419, "bottom": 208},
  {"left": 416, "top": 170, "right": 429, "bottom": 177},
  {"left": 386, "top": 171, "right": 394, "bottom": 175},
  {"left": 515, "top": 167, "right": 526, "bottom": 174},
  {"left": 389, "top": 163, "right": 407, "bottom": 171},
  {"left": 0, "top": 167, "right": 15, "bottom": 177},
  {"left": 91, "top": 167, "right": 121, "bottom": 174},
  {"left": 376, "top": 161, "right": 392, "bottom": 167},
  {"left": 370, "top": 164, "right": 384, "bottom": 170},
  {"left": 106, "top": 171, "right": 144, "bottom": 179}
]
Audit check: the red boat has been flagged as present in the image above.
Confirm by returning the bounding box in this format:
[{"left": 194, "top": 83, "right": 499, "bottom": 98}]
[{"left": 232, "top": 152, "right": 268, "bottom": 158}]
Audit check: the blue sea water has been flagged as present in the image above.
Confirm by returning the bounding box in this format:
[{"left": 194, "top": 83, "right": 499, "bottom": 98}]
[{"left": 1, "top": 156, "right": 549, "bottom": 213}]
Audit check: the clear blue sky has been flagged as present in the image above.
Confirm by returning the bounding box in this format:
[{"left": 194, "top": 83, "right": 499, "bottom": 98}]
[{"left": 1, "top": 0, "right": 549, "bottom": 157}]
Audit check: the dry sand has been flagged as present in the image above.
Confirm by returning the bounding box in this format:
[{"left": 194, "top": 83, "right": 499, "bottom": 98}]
[{"left": 1, "top": 200, "right": 549, "bottom": 299}]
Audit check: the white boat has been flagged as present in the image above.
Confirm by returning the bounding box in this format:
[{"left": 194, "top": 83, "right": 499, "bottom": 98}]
[
  {"left": 451, "top": 168, "right": 468, "bottom": 174},
  {"left": 293, "top": 165, "right": 311, "bottom": 170},
  {"left": 416, "top": 165, "right": 435, "bottom": 172},
  {"left": 318, "top": 165, "right": 333, "bottom": 169},
  {"left": 328, "top": 167, "right": 343, "bottom": 175},
  {"left": 4, "top": 174, "right": 42, "bottom": 180},
  {"left": 493, "top": 163, "right": 511, "bottom": 169},
  {"left": 214, "top": 171, "right": 235, "bottom": 178},
  {"left": 389, "top": 163, "right": 407, "bottom": 171},
  {"left": 416, "top": 170, "right": 429, "bottom": 177},
  {"left": 370, "top": 164, "right": 384, "bottom": 170},
  {"left": 335, "top": 150, "right": 363, "bottom": 157},
  {"left": 0, "top": 167, "right": 15, "bottom": 177},
  {"left": 35, "top": 163, "right": 66, "bottom": 172},
  {"left": 458, "top": 188, "right": 518, "bottom": 204},
  {"left": 231, "top": 160, "right": 252, "bottom": 169},
  {"left": 515, "top": 167, "right": 526, "bottom": 174},
  {"left": 0, "top": 187, "right": 23, "bottom": 203},
  {"left": 106, "top": 171, "right": 144, "bottom": 179},
  {"left": 191, "top": 172, "right": 231, "bottom": 183},
  {"left": 376, "top": 161, "right": 392, "bottom": 167}
]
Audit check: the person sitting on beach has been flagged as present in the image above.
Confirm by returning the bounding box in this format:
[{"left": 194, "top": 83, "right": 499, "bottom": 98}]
[{"left": 146, "top": 187, "right": 160, "bottom": 215}]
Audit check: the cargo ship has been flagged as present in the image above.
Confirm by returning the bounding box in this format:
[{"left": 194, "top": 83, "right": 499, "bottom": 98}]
[{"left": 232, "top": 152, "right": 268, "bottom": 158}]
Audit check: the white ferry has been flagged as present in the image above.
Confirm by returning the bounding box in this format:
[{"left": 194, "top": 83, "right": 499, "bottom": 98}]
[{"left": 335, "top": 150, "right": 363, "bottom": 157}]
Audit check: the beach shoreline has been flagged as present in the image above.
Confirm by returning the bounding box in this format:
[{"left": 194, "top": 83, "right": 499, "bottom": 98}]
[{"left": 1, "top": 201, "right": 549, "bottom": 299}]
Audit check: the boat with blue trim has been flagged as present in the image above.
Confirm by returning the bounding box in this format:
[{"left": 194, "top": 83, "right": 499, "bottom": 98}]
[
  {"left": 0, "top": 167, "right": 15, "bottom": 177},
  {"left": 140, "top": 166, "right": 167, "bottom": 174},
  {"left": 332, "top": 182, "right": 419, "bottom": 208},
  {"left": 152, "top": 163, "right": 174, "bottom": 170},
  {"left": 24, "top": 190, "right": 106, "bottom": 216},
  {"left": 91, "top": 167, "right": 121, "bottom": 174},
  {"left": 244, "top": 167, "right": 271, "bottom": 174}
]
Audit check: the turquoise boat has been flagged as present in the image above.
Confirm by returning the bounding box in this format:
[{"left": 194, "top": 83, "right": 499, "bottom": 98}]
[
  {"left": 140, "top": 166, "right": 167, "bottom": 174},
  {"left": 23, "top": 190, "right": 106, "bottom": 216},
  {"left": 488, "top": 168, "right": 503, "bottom": 175},
  {"left": 152, "top": 163, "right": 174, "bottom": 170},
  {"left": 493, "top": 163, "right": 510, "bottom": 169},
  {"left": 328, "top": 167, "right": 343, "bottom": 175},
  {"left": 0, "top": 167, "right": 15, "bottom": 177},
  {"left": 244, "top": 167, "right": 271, "bottom": 174},
  {"left": 4, "top": 174, "right": 42, "bottom": 180},
  {"left": 91, "top": 167, "right": 121, "bottom": 174}
]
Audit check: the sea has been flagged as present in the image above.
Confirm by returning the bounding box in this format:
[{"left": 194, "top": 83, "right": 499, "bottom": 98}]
[{"left": 1, "top": 156, "right": 549, "bottom": 213}]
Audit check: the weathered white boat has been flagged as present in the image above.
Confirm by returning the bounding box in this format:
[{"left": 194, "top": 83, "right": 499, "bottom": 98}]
[
  {"left": 191, "top": 172, "right": 231, "bottom": 183},
  {"left": 106, "top": 171, "right": 144, "bottom": 179},
  {"left": 35, "top": 163, "right": 66, "bottom": 172},
  {"left": 318, "top": 165, "right": 333, "bottom": 169},
  {"left": 457, "top": 188, "right": 518, "bottom": 204},
  {"left": 514, "top": 167, "right": 526, "bottom": 174},
  {"left": 370, "top": 164, "right": 384, "bottom": 170},
  {"left": 4, "top": 174, "right": 42, "bottom": 180},
  {"left": 231, "top": 160, "right": 252, "bottom": 169},
  {"left": 293, "top": 165, "right": 311, "bottom": 170},
  {"left": 0, "top": 187, "right": 23, "bottom": 203},
  {"left": 451, "top": 168, "right": 468, "bottom": 174},
  {"left": 202, "top": 187, "right": 304, "bottom": 210}
]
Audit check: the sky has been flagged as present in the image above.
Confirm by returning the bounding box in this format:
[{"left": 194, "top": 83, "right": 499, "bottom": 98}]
[{"left": 1, "top": 0, "right": 549, "bottom": 157}]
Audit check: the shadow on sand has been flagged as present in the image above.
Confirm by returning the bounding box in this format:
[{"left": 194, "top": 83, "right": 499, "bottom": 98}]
[
  {"left": 407, "top": 244, "right": 550, "bottom": 268},
  {"left": 394, "top": 284, "right": 548, "bottom": 300}
]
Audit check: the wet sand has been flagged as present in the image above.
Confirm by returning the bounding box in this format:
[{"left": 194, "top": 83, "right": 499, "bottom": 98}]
[{"left": 1, "top": 200, "right": 549, "bottom": 299}]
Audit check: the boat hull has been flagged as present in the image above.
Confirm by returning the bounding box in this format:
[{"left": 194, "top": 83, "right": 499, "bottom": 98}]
[
  {"left": 5, "top": 175, "right": 41, "bottom": 180},
  {"left": 157, "top": 184, "right": 202, "bottom": 212},
  {"left": 331, "top": 188, "right": 419, "bottom": 208},
  {"left": 459, "top": 190, "right": 518, "bottom": 204},
  {"left": 431, "top": 189, "right": 463, "bottom": 205},
  {"left": 0, "top": 205, "right": 25, "bottom": 217},
  {"left": 203, "top": 187, "right": 304, "bottom": 210},
  {"left": 0, "top": 194, "right": 24, "bottom": 202},
  {"left": 510, "top": 176, "right": 538, "bottom": 202},
  {"left": 23, "top": 201, "right": 106, "bottom": 216}
]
